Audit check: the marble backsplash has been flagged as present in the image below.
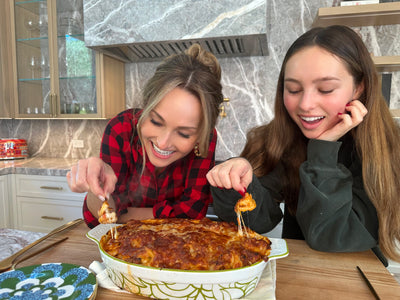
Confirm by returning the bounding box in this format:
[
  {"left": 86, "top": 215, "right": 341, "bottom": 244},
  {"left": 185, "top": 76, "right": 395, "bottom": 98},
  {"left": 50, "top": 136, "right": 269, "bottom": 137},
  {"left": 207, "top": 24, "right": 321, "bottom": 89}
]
[
  {"left": 1, "top": 0, "right": 399, "bottom": 161},
  {"left": 84, "top": 0, "right": 267, "bottom": 47}
]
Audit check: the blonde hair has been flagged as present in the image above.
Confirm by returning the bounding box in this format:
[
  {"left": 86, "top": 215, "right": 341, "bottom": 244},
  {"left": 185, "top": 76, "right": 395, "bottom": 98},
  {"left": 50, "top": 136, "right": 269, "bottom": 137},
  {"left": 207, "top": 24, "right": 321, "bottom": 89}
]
[
  {"left": 242, "top": 25, "right": 400, "bottom": 262},
  {"left": 137, "top": 44, "right": 223, "bottom": 157}
]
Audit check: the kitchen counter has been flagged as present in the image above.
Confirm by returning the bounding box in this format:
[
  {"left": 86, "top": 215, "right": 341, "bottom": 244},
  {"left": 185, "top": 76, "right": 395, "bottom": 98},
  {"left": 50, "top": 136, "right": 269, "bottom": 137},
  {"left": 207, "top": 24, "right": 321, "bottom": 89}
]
[
  {"left": 0, "top": 228, "right": 45, "bottom": 261},
  {"left": 0, "top": 157, "right": 79, "bottom": 176}
]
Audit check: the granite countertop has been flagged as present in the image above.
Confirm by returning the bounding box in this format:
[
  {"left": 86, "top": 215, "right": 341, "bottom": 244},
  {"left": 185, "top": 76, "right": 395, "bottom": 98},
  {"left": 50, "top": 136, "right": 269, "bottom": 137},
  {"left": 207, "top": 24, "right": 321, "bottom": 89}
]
[
  {"left": 0, "top": 157, "right": 80, "bottom": 176},
  {"left": 0, "top": 228, "right": 46, "bottom": 261}
]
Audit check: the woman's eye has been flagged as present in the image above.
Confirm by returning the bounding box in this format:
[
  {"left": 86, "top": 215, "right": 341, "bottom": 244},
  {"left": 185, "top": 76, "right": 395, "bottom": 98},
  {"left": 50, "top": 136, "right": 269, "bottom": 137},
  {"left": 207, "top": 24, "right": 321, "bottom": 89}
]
[
  {"left": 150, "top": 119, "right": 162, "bottom": 126},
  {"left": 288, "top": 90, "right": 301, "bottom": 94},
  {"left": 178, "top": 132, "right": 190, "bottom": 139},
  {"left": 319, "top": 89, "right": 333, "bottom": 94}
]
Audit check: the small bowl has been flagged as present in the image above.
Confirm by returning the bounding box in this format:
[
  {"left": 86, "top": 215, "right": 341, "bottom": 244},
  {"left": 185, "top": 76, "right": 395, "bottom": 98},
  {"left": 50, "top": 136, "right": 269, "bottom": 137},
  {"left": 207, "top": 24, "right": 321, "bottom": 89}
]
[{"left": 87, "top": 224, "right": 288, "bottom": 299}]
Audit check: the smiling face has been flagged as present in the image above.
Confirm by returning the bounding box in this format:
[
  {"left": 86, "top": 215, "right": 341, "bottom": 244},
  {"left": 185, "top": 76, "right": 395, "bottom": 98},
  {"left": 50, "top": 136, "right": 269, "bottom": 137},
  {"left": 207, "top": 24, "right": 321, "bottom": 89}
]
[
  {"left": 283, "top": 46, "right": 363, "bottom": 140},
  {"left": 140, "top": 87, "right": 201, "bottom": 168}
]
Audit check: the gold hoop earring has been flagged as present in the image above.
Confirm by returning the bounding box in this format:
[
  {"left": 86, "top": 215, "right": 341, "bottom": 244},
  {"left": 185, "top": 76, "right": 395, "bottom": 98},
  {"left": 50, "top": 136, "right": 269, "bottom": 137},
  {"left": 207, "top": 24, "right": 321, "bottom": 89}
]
[{"left": 194, "top": 144, "right": 201, "bottom": 157}]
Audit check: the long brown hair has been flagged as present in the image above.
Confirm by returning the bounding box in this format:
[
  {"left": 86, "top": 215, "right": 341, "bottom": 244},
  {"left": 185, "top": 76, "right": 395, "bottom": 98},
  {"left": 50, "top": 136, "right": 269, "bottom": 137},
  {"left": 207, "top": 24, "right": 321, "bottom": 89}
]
[{"left": 242, "top": 25, "right": 400, "bottom": 261}]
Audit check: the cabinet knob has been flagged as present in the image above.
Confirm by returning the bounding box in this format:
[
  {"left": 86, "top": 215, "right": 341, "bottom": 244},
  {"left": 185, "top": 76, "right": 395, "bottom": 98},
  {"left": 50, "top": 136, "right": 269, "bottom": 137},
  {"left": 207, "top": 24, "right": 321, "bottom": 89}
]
[
  {"left": 41, "top": 216, "right": 64, "bottom": 221},
  {"left": 40, "top": 186, "right": 63, "bottom": 190}
]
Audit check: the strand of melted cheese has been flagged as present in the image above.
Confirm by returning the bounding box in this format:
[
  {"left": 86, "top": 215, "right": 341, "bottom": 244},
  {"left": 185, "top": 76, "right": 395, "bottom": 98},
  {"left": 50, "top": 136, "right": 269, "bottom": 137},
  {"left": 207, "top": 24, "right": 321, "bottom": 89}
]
[
  {"left": 236, "top": 211, "right": 249, "bottom": 236},
  {"left": 234, "top": 192, "right": 256, "bottom": 237},
  {"left": 98, "top": 200, "right": 118, "bottom": 239}
]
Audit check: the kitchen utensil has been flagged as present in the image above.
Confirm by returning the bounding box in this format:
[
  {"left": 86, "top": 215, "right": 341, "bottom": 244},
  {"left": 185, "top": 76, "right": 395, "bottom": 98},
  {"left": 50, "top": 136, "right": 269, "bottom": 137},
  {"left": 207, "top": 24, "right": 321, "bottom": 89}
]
[
  {"left": 87, "top": 224, "right": 289, "bottom": 299},
  {"left": 357, "top": 266, "right": 381, "bottom": 300},
  {"left": 10, "top": 237, "right": 68, "bottom": 271},
  {"left": 0, "top": 219, "right": 83, "bottom": 272}
]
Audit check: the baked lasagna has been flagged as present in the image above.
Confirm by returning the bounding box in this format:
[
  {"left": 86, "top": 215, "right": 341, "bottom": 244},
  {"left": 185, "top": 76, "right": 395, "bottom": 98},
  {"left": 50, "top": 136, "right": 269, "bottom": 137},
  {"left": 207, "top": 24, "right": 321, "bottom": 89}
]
[{"left": 100, "top": 218, "right": 271, "bottom": 270}]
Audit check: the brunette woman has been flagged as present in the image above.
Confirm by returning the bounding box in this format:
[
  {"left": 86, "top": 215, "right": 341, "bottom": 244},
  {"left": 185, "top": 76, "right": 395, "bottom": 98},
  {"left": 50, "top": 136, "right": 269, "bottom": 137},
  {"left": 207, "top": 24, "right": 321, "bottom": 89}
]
[
  {"left": 207, "top": 25, "right": 400, "bottom": 263},
  {"left": 67, "top": 44, "right": 223, "bottom": 228}
]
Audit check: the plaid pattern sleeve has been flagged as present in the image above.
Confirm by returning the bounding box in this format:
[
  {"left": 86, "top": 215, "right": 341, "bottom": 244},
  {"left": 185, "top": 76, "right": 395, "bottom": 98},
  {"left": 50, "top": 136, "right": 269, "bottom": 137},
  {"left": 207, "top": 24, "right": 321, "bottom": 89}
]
[
  {"left": 82, "top": 109, "right": 137, "bottom": 228},
  {"left": 153, "top": 129, "right": 217, "bottom": 219}
]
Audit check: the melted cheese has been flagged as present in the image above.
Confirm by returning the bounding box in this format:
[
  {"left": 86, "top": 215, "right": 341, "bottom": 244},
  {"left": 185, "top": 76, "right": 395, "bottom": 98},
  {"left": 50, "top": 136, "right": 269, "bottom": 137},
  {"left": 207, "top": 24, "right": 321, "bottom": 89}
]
[
  {"left": 235, "top": 193, "right": 256, "bottom": 236},
  {"left": 98, "top": 200, "right": 118, "bottom": 238},
  {"left": 100, "top": 218, "right": 271, "bottom": 271}
]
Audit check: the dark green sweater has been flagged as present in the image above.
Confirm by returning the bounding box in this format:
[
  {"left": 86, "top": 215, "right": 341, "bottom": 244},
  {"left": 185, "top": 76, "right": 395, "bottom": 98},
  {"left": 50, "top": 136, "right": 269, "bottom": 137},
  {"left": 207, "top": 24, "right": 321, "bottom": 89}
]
[{"left": 211, "top": 137, "right": 380, "bottom": 256}]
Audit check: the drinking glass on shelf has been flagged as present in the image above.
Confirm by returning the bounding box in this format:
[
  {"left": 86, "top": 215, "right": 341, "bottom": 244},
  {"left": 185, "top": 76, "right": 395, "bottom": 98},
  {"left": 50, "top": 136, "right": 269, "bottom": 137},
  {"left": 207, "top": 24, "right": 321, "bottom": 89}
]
[
  {"left": 38, "top": 18, "right": 48, "bottom": 33},
  {"left": 40, "top": 54, "right": 49, "bottom": 78},
  {"left": 24, "top": 18, "right": 37, "bottom": 38},
  {"left": 88, "top": 104, "right": 95, "bottom": 114},
  {"left": 38, "top": 14, "right": 48, "bottom": 31},
  {"left": 28, "top": 56, "right": 38, "bottom": 79}
]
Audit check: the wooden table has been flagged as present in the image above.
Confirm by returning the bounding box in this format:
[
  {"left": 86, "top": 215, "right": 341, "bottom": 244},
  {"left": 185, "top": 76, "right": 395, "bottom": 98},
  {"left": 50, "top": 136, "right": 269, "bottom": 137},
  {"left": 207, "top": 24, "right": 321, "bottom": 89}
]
[{"left": 11, "top": 222, "right": 400, "bottom": 299}]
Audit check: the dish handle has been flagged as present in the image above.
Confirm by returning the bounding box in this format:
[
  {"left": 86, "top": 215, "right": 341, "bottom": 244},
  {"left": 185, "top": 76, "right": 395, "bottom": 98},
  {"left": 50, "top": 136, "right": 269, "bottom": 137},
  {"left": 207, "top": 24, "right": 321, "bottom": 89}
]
[
  {"left": 268, "top": 238, "right": 289, "bottom": 260},
  {"left": 86, "top": 224, "right": 119, "bottom": 244}
]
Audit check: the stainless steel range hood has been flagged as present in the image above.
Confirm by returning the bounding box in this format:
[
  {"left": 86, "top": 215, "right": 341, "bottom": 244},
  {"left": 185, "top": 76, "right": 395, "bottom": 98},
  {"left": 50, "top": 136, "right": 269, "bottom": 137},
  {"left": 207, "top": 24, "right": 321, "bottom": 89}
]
[
  {"left": 83, "top": 0, "right": 268, "bottom": 63},
  {"left": 88, "top": 34, "right": 268, "bottom": 63}
]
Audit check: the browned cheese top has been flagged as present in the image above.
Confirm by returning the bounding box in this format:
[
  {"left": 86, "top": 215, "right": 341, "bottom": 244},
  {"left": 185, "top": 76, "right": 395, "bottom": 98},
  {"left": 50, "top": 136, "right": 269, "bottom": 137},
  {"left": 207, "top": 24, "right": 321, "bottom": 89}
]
[{"left": 100, "top": 218, "right": 271, "bottom": 270}]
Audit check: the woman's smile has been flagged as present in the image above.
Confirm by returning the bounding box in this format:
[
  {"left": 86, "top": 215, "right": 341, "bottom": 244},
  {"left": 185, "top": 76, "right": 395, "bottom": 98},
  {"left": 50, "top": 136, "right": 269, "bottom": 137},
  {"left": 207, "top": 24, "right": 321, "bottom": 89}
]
[
  {"left": 299, "top": 115, "right": 325, "bottom": 129},
  {"left": 151, "top": 142, "right": 175, "bottom": 158}
]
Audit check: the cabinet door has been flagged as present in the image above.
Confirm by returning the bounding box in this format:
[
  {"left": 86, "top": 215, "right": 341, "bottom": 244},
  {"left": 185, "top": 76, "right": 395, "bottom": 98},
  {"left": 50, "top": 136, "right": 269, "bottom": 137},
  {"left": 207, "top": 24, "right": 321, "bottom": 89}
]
[
  {"left": 12, "top": 0, "right": 52, "bottom": 117},
  {"left": 14, "top": 174, "right": 85, "bottom": 232},
  {"left": 54, "top": 0, "right": 98, "bottom": 117},
  {"left": 11, "top": 0, "right": 125, "bottom": 119},
  {"left": 0, "top": 1, "right": 14, "bottom": 118},
  {"left": 17, "top": 197, "right": 83, "bottom": 232},
  {"left": 0, "top": 175, "right": 10, "bottom": 228}
]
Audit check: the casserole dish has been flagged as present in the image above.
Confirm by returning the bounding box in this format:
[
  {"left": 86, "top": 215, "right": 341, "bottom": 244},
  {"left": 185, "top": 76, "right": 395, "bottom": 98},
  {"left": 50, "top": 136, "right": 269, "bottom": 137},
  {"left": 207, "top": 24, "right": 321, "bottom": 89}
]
[
  {"left": 0, "top": 139, "right": 28, "bottom": 160},
  {"left": 87, "top": 224, "right": 288, "bottom": 299}
]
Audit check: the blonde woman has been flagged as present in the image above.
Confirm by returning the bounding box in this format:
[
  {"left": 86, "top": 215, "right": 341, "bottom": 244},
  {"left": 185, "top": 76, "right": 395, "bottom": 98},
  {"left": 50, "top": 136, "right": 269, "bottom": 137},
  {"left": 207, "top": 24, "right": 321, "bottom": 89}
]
[{"left": 67, "top": 44, "right": 223, "bottom": 228}]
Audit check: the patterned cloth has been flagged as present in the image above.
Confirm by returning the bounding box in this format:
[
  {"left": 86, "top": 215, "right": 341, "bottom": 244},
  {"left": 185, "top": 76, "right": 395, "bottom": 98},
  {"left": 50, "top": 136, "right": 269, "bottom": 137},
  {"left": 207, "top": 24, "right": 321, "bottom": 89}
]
[
  {"left": 88, "top": 260, "right": 276, "bottom": 299},
  {"left": 83, "top": 109, "right": 216, "bottom": 228}
]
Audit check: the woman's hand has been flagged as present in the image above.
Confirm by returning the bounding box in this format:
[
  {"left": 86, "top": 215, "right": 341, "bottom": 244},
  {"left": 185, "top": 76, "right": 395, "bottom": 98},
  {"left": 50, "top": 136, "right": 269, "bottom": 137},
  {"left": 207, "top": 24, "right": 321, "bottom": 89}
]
[
  {"left": 66, "top": 157, "right": 117, "bottom": 200},
  {"left": 206, "top": 158, "right": 253, "bottom": 194},
  {"left": 318, "top": 100, "right": 368, "bottom": 142}
]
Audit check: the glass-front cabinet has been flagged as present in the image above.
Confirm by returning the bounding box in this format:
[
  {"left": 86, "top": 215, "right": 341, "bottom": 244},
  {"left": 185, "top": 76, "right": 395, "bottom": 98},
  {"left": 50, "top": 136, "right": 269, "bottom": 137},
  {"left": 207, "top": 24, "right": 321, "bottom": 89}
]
[
  {"left": 10, "top": 0, "right": 125, "bottom": 119},
  {"left": 0, "top": 0, "right": 14, "bottom": 118}
]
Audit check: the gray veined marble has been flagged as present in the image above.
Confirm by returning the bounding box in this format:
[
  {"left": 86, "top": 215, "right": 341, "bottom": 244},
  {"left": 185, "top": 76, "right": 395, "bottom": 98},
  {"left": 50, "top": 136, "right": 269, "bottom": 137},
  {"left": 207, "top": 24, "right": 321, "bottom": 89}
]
[
  {"left": 84, "top": 0, "right": 267, "bottom": 46},
  {"left": 0, "top": 229, "right": 45, "bottom": 261},
  {"left": 83, "top": 0, "right": 268, "bottom": 61}
]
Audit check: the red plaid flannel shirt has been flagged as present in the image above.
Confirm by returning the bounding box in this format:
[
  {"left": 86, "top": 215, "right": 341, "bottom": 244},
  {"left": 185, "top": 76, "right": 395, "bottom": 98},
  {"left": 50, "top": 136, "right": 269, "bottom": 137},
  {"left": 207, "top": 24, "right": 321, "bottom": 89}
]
[{"left": 83, "top": 109, "right": 216, "bottom": 228}]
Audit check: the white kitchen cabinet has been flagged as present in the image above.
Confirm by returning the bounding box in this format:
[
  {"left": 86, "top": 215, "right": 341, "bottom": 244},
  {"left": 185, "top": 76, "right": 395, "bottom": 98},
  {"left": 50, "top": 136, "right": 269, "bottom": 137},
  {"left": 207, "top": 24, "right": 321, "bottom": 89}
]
[
  {"left": 13, "top": 174, "right": 85, "bottom": 232},
  {"left": 0, "top": 175, "right": 11, "bottom": 228}
]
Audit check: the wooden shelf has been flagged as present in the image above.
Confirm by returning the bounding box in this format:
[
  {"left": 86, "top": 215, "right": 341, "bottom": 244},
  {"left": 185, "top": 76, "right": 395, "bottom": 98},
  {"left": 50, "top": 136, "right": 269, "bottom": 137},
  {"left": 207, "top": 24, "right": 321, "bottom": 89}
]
[
  {"left": 391, "top": 109, "right": 400, "bottom": 118},
  {"left": 312, "top": 2, "right": 400, "bottom": 27},
  {"left": 373, "top": 56, "right": 400, "bottom": 72}
]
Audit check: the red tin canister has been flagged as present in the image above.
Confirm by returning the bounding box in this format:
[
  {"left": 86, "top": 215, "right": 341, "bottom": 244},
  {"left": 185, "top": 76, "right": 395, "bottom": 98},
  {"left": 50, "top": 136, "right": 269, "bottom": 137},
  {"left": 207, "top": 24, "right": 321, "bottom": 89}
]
[{"left": 0, "top": 138, "right": 29, "bottom": 159}]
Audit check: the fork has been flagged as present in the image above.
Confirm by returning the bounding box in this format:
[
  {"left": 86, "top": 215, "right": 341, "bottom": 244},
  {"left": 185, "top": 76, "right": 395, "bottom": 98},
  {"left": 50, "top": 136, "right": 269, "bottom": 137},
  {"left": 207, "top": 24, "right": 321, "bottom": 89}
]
[
  {"left": 0, "top": 218, "right": 83, "bottom": 272},
  {"left": 1, "top": 237, "right": 69, "bottom": 272}
]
